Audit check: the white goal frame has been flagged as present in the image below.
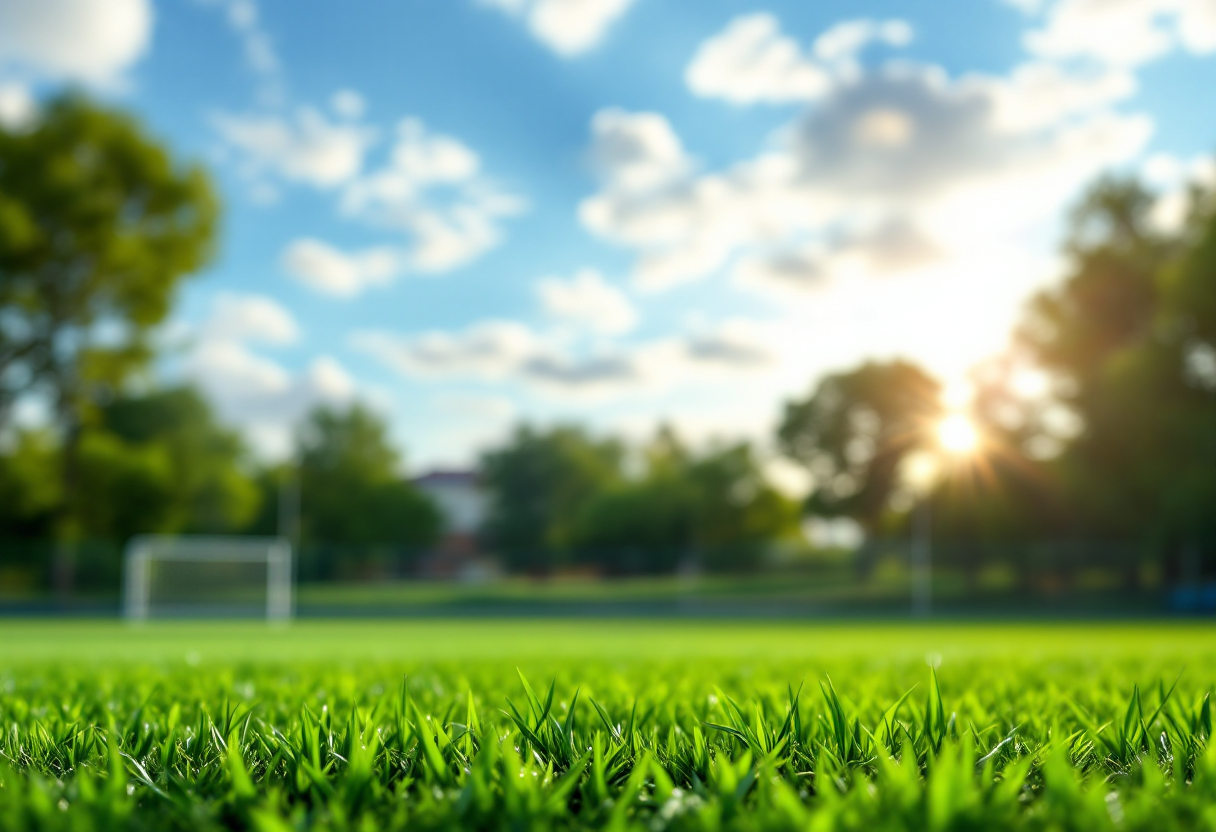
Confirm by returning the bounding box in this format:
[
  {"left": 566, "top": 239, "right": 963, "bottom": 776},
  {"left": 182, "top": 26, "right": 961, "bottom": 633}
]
[{"left": 123, "top": 535, "right": 293, "bottom": 621}]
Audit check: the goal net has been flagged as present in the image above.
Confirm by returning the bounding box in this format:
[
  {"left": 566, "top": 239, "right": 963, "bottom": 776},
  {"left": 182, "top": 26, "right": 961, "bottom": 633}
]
[{"left": 123, "top": 536, "right": 293, "bottom": 621}]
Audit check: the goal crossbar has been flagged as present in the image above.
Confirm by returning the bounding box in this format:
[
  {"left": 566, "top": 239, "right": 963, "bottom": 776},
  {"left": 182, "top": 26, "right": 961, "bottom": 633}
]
[{"left": 123, "top": 535, "right": 293, "bottom": 621}]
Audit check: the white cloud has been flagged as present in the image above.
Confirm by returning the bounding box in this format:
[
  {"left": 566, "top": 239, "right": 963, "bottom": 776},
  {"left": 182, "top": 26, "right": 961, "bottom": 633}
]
[
  {"left": 281, "top": 238, "right": 400, "bottom": 297},
  {"left": 982, "top": 61, "right": 1136, "bottom": 133},
  {"left": 203, "top": 292, "right": 300, "bottom": 345},
  {"left": 482, "top": 0, "right": 638, "bottom": 56},
  {"left": 686, "top": 13, "right": 830, "bottom": 105},
  {"left": 581, "top": 55, "right": 1152, "bottom": 294},
  {"left": 536, "top": 269, "right": 638, "bottom": 334},
  {"left": 1144, "top": 152, "right": 1216, "bottom": 233},
  {"left": 0, "top": 0, "right": 152, "bottom": 84},
  {"left": 813, "top": 18, "right": 912, "bottom": 65},
  {"left": 1027, "top": 0, "right": 1216, "bottom": 67},
  {"left": 331, "top": 89, "right": 366, "bottom": 119},
  {"left": 681, "top": 318, "right": 774, "bottom": 369},
  {"left": 339, "top": 118, "right": 525, "bottom": 275},
  {"left": 213, "top": 107, "right": 377, "bottom": 188},
  {"left": 685, "top": 14, "right": 912, "bottom": 106},
  {"left": 354, "top": 315, "right": 777, "bottom": 400},
  {"left": 0, "top": 82, "right": 34, "bottom": 128},
  {"left": 588, "top": 108, "right": 691, "bottom": 190},
  {"left": 733, "top": 217, "right": 944, "bottom": 298},
  {"left": 229, "top": 114, "right": 521, "bottom": 295},
  {"left": 353, "top": 321, "right": 540, "bottom": 381},
  {"left": 181, "top": 294, "right": 355, "bottom": 457},
  {"left": 199, "top": 0, "right": 282, "bottom": 103}
]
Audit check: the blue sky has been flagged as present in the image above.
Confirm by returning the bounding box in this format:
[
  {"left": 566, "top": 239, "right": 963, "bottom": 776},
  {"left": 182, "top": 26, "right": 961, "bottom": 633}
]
[{"left": 2, "top": 0, "right": 1215, "bottom": 473}]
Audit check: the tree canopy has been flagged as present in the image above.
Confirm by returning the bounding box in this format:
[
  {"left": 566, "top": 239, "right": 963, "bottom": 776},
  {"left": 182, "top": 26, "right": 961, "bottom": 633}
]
[
  {"left": 296, "top": 404, "right": 440, "bottom": 549},
  {"left": 0, "top": 95, "right": 218, "bottom": 433},
  {"left": 777, "top": 360, "right": 941, "bottom": 535}
]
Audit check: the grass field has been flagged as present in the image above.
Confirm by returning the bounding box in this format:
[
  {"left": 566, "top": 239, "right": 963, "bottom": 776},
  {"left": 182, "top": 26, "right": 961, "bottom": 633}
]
[{"left": 1, "top": 619, "right": 1214, "bottom": 830}]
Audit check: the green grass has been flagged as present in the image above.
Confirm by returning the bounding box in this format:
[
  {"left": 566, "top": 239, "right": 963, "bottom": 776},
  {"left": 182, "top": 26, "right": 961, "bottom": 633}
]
[{"left": 1, "top": 620, "right": 1215, "bottom": 830}]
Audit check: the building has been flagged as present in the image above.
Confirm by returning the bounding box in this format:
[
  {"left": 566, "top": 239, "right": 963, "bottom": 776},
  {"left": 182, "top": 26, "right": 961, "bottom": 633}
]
[{"left": 411, "top": 470, "right": 494, "bottom": 579}]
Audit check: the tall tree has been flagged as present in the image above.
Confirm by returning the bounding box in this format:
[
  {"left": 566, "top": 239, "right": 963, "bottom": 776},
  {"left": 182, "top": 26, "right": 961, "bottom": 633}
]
[
  {"left": 479, "top": 425, "right": 623, "bottom": 574},
  {"left": 296, "top": 404, "right": 440, "bottom": 551},
  {"left": 572, "top": 431, "right": 799, "bottom": 575},
  {"left": 0, "top": 389, "right": 260, "bottom": 589},
  {"left": 1017, "top": 175, "right": 1216, "bottom": 577},
  {"left": 777, "top": 360, "right": 941, "bottom": 536},
  {"left": 97, "top": 387, "right": 260, "bottom": 535},
  {"left": 0, "top": 95, "right": 218, "bottom": 589}
]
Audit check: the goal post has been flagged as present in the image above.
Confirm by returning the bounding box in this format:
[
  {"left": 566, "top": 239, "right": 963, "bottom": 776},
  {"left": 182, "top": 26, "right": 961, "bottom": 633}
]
[{"left": 123, "top": 535, "right": 293, "bottom": 621}]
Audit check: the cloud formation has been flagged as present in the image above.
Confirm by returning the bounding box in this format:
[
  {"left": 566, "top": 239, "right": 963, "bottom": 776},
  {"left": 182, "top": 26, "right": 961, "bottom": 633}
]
[
  {"left": 199, "top": 0, "right": 282, "bottom": 103},
  {"left": 582, "top": 15, "right": 1153, "bottom": 296},
  {"left": 203, "top": 292, "right": 300, "bottom": 345},
  {"left": 353, "top": 316, "right": 775, "bottom": 400},
  {"left": 340, "top": 118, "right": 524, "bottom": 273},
  {"left": 280, "top": 239, "right": 399, "bottom": 298},
  {"left": 226, "top": 114, "right": 523, "bottom": 295},
  {"left": 181, "top": 294, "right": 355, "bottom": 456},
  {"left": 1027, "top": 0, "right": 1216, "bottom": 66},
  {"left": 0, "top": 82, "right": 34, "bottom": 128},
  {"left": 353, "top": 322, "right": 539, "bottom": 381},
  {"left": 536, "top": 269, "right": 638, "bottom": 334},
  {"left": 0, "top": 0, "right": 152, "bottom": 84},
  {"left": 685, "top": 14, "right": 911, "bottom": 105},
  {"left": 481, "top": 0, "right": 638, "bottom": 56},
  {"left": 213, "top": 107, "right": 376, "bottom": 188}
]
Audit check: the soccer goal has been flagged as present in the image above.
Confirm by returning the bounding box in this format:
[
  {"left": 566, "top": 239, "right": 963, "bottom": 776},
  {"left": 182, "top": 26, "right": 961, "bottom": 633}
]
[{"left": 123, "top": 536, "right": 293, "bottom": 621}]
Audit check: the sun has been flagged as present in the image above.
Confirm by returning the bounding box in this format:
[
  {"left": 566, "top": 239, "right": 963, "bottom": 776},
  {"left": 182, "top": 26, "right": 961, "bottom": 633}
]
[{"left": 936, "top": 413, "right": 979, "bottom": 455}]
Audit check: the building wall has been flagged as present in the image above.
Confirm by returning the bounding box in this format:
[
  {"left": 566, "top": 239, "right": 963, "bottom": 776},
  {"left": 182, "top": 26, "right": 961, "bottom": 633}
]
[{"left": 416, "top": 480, "right": 486, "bottom": 536}]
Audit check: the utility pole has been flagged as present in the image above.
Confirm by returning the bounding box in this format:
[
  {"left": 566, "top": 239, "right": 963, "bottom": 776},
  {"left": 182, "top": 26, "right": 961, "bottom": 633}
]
[
  {"left": 912, "top": 494, "right": 932, "bottom": 617},
  {"left": 278, "top": 452, "right": 301, "bottom": 554}
]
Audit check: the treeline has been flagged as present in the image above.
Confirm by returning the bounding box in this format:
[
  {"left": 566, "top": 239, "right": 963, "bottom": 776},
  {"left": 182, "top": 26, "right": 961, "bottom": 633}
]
[
  {"left": 775, "top": 178, "right": 1216, "bottom": 586},
  {"left": 2, "top": 96, "right": 1214, "bottom": 592},
  {"left": 479, "top": 426, "right": 801, "bottom": 575},
  {"left": 0, "top": 395, "right": 443, "bottom": 588}
]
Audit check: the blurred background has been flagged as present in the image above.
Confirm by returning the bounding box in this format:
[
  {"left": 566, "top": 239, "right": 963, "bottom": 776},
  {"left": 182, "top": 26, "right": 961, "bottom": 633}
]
[{"left": 1, "top": 0, "right": 1213, "bottom": 618}]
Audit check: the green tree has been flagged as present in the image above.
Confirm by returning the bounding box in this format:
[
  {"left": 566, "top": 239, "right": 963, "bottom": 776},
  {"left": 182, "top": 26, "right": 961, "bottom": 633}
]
[
  {"left": 684, "top": 443, "right": 801, "bottom": 572},
  {"left": 571, "top": 428, "right": 800, "bottom": 574},
  {"left": 1017, "top": 176, "right": 1216, "bottom": 575},
  {"left": 777, "top": 360, "right": 941, "bottom": 536},
  {"left": 570, "top": 427, "right": 696, "bottom": 574},
  {"left": 0, "top": 429, "right": 61, "bottom": 538},
  {"left": 0, "top": 388, "right": 260, "bottom": 586},
  {"left": 97, "top": 387, "right": 260, "bottom": 534},
  {"left": 0, "top": 95, "right": 218, "bottom": 589},
  {"left": 297, "top": 404, "right": 440, "bottom": 552},
  {"left": 479, "top": 425, "right": 624, "bottom": 574}
]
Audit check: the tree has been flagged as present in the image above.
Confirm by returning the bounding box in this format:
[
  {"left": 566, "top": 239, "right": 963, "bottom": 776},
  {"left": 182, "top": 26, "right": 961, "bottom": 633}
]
[
  {"left": 97, "top": 387, "right": 260, "bottom": 535},
  {"left": 570, "top": 429, "right": 800, "bottom": 574},
  {"left": 777, "top": 360, "right": 941, "bottom": 536},
  {"left": 0, "top": 388, "right": 259, "bottom": 591},
  {"left": 569, "top": 427, "right": 697, "bottom": 574},
  {"left": 683, "top": 443, "right": 801, "bottom": 572},
  {"left": 0, "top": 95, "right": 219, "bottom": 589},
  {"left": 296, "top": 404, "right": 440, "bottom": 554},
  {"left": 0, "top": 429, "right": 61, "bottom": 538},
  {"left": 1016, "top": 175, "right": 1216, "bottom": 580},
  {"left": 479, "top": 425, "right": 623, "bottom": 574},
  {"left": 0, "top": 389, "right": 261, "bottom": 541}
]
